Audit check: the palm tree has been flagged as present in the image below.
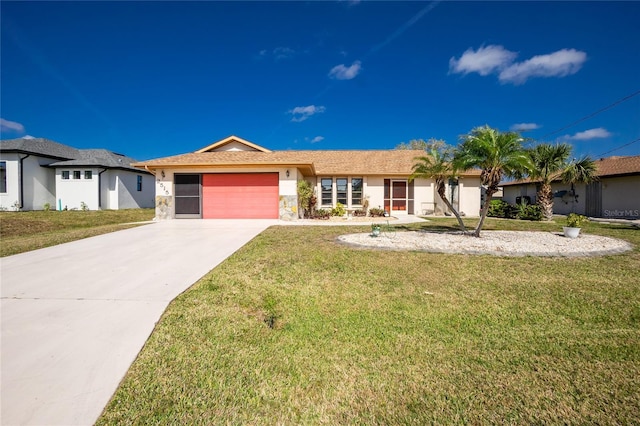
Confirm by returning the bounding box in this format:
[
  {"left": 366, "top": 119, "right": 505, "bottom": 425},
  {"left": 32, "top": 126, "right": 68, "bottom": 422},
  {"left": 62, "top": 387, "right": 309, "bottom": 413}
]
[
  {"left": 527, "top": 143, "right": 597, "bottom": 220},
  {"left": 561, "top": 156, "right": 598, "bottom": 211},
  {"left": 410, "top": 148, "right": 467, "bottom": 232},
  {"left": 454, "top": 126, "right": 532, "bottom": 237}
]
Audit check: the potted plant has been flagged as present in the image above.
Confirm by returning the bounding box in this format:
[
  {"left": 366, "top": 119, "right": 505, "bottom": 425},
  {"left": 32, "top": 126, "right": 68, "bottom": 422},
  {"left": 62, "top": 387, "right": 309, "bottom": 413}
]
[
  {"left": 563, "top": 213, "right": 587, "bottom": 238},
  {"left": 371, "top": 223, "right": 381, "bottom": 237}
]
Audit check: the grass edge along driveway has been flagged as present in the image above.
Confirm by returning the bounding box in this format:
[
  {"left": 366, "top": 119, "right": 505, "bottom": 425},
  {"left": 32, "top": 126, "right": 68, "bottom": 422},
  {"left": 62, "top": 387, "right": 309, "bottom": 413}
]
[
  {"left": 98, "top": 218, "right": 640, "bottom": 424},
  {"left": 0, "top": 209, "right": 155, "bottom": 257}
]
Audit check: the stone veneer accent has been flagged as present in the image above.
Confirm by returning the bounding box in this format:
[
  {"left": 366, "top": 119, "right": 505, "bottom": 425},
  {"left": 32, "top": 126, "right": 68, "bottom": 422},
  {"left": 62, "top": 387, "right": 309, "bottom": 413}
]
[
  {"left": 155, "top": 195, "right": 173, "bottom": 220},
  {"left": 279, "top": 195, "right": 298, "bottom": 221}
]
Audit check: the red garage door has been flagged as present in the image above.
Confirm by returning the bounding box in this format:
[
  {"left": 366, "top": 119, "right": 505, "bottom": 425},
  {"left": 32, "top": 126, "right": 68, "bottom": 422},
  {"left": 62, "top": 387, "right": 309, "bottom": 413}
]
[{"left": 202, "top": 173, "right": 279, "bottom": 219}]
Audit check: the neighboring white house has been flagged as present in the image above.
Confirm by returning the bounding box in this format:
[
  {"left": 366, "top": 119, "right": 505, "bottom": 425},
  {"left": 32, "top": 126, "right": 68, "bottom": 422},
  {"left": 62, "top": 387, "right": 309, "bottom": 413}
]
[
  {"left": 0, "top": 137, "right": 154, "bottom": 211},
  {"left": 132, "top": 135, "right": 483, "bottom": 220},
  {"left": 501, "top": 155, "right": 640, "bottom": 219}
]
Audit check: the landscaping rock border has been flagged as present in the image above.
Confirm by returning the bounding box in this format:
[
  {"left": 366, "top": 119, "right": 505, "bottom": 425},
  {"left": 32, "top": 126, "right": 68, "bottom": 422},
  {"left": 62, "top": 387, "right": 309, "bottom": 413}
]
[{"left": 337, "top": 230, "right": 634, "bottom": 257}]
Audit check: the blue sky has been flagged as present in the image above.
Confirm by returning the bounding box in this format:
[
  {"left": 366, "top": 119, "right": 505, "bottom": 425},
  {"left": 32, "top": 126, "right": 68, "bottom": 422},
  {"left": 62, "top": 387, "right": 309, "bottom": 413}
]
[{"left": 1, "top": 1, "right": 639, "bottom": 161}]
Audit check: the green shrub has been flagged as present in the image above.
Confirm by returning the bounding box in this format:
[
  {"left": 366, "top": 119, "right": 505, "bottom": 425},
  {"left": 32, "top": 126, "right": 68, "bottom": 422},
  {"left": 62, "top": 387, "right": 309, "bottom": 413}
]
[
  {"left": 369, "top": 207, "right": 386, "bottom": 217},
  {"left": 516, "top": 203, "right": 542, "bottom": 221},
  {"left": 487, "top": 199, "right": 511, "bottom": 218},
  {"left": 43, "top": 202, "right": 52, "bottom": 211},
  {"left": 312, "top": 209, "right": 331, "bottom": 219},
  {"left": 331, "top": 202, "right": 346, "bottom": 217},
  {"left": 567, "top": 213, "right": 588, "bottom": 227}
]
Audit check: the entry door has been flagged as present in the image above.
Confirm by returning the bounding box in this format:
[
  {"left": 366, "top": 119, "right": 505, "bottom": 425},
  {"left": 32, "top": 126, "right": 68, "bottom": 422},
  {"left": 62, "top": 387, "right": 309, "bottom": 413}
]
[{"left": 392, "top": 181, "right": 407, "bottom": 211}]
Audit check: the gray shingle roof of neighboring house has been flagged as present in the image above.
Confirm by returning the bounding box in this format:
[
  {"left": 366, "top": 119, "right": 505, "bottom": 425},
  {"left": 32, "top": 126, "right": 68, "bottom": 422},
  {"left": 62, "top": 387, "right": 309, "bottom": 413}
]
[
  {"left": 0, "top": 137, "right": 150, "bottom": 173},
  {"left": 0, "top": 137, "right": 80, "bottom": 160},
  {"left": 48, "top": 149, "right": 144, "bottom": 172}
]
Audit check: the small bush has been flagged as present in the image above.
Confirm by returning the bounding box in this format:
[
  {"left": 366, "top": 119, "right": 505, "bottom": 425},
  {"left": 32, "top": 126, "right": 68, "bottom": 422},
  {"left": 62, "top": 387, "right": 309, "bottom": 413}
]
[
  {"left": 311, "top": 209, "right": 331, "bottom": 219},
  {"left": 516, "top": 203, "right": 542, "bottom": 221},
  {"left": 331, "top": 202, "right": 346, "bottom": 217},
  {"left": 80, "top": 201, "right": 89, "bottom": 211},
  {"left": 567, "top": 213, "right": 588, "bottom": 227},
  {"left": 353, "top": 209, "right": 367, "bottom": 217},
  {"left": 369, "top": 208, "right": 386, "bottom": 217},
  {"left": 487, "top": 199, "right": 511, "bottom": 218},
  {"left": 43, "top": 202, "right": 52, "bottom": 211}
]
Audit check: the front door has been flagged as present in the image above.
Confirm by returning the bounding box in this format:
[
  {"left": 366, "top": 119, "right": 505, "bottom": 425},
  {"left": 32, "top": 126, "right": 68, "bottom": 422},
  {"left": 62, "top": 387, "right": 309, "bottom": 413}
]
[{"left": 384, "top": 179, "right": 409, "bottom": 213}]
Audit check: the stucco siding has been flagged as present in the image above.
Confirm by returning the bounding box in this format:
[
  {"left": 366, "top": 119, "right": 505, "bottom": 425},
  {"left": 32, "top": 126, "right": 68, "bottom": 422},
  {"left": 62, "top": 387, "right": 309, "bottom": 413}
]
[
  {"left": 601, "top": 175, "right": 640, "bottom": 218},
  {"left": 0, "top": 153, "right": 20, "bottom": 210},
  {"left": 459, "top": 177, "right": 481, "bottom": 217},
  {"left": 116, "top": 171, "right": 154, "bottom": 209},
  {"left": 55, "top": 168, "right": 100, "bottom": 210},
  {"left": 24, "top": 157, "right": 56, "bottom": 210}
]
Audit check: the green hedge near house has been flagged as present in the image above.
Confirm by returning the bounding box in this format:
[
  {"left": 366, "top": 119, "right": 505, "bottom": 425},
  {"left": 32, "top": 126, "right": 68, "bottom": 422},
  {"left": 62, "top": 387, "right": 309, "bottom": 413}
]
[{"left": 488, "top": 199, "right": 542, "bottom": 221}]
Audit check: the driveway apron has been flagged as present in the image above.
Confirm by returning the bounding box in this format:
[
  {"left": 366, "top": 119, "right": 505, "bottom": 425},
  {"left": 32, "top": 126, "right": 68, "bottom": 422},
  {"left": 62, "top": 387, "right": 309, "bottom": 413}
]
[{"left": 1, "top": 219, "right": 274, "bottom": 425}]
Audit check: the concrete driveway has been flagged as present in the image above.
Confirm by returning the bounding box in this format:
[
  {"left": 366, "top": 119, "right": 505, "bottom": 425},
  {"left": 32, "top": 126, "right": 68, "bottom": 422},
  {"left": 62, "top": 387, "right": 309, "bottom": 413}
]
[{"left": 1, "top": 219, "right": 275, "bottom": 425}]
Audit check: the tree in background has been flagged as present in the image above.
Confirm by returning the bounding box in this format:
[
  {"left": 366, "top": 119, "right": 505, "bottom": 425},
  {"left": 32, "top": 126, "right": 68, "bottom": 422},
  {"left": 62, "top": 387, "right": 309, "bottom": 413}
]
[
  {"left": 396, "top": 138, "right": 447, "bottom": 151},
  {"left": 526, "top": 143, "right": 598, "bottom": 220},
  {"left": 411, "top": 147, "right": 467, "bottom": 233},
  {"left": 454, "top": 126, "right": 532, "bottom": 237}
]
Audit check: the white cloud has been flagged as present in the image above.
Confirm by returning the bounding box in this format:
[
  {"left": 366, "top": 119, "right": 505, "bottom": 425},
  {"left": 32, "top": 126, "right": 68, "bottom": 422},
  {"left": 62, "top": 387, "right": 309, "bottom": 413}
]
[
  {"left": 499, "top": 49, "right": 587, "bottom": 85},
  {"left": 565, "top": 127, "right": 612, "bottom": 141},
  {"left": 0, "top": 118, "right": 25, "bottom": 134},
  {"left": 288, "top": 105, "right": 326, "bottom": 122},
  {"left": 310, "top": 136, "right": 324, "bottom": 143},
  {"left": 449, "top": 45, "right": 517, "bottom": 76},
  {"left": 449, "top": 45, "right": 587, "bottom": 85},
  {"left": 510, "top": 123, "right": 541, "bottom": 132},
  {"left": 328, "top": 60, "right": 362, "bottom": 80},
  {"left": 258, "top": 47, "right": 295, "bottom": 60}
]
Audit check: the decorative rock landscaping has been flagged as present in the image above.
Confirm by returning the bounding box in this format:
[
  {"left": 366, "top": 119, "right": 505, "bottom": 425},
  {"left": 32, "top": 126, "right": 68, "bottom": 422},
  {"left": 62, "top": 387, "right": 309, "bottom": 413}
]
[{"left": 338, "top": 230, "right": 633, "bottom": 257}]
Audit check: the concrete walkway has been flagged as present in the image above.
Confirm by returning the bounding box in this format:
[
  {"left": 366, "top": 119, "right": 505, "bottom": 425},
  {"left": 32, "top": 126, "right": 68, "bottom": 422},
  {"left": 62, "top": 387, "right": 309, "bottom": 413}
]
[{"left": 1, "top": 219, "right": 275, "bottom": 425}]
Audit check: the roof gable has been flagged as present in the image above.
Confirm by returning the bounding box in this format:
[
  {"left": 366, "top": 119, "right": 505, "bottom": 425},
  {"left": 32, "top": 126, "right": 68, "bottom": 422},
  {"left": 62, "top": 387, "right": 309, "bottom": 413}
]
[{"left": 195, "top": 136, "right": 272, "bottom": 153}]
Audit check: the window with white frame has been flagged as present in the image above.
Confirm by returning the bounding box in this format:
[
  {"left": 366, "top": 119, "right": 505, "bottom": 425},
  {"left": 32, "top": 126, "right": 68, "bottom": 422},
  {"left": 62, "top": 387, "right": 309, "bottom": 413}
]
[
  {"left": 336, "top": 178, "right": 347, "bottom": 205},
  {"left": 321, "top": 178, "right": 332, "bottom": 206},
  {"left": 351, "top": 178, "right": 363, "bottom": 205}
]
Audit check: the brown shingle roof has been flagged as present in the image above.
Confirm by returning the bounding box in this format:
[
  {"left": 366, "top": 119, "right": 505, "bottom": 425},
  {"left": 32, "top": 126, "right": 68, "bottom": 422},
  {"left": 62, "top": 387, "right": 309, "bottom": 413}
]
[
  {"left": 501, "top": 154, "right": 640, "bottom": 186},
  {"left": 594, "top": 155, "right": 640, "bottom": 177},
  {"left": 134, "top": 149, "right": 482, "bottom": 177}
]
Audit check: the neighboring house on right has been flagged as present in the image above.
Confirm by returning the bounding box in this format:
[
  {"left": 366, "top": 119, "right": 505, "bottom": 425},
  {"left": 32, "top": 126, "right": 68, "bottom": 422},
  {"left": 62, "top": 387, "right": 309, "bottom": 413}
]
[{"left": 501, "top": 155, "right": 640, "bottom": 219}]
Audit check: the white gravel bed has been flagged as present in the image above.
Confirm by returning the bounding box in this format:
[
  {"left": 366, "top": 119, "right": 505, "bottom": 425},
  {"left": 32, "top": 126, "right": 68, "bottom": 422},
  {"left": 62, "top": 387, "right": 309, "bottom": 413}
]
[{"left": 337, "top": 231, "right": 633, "bottom": 257}]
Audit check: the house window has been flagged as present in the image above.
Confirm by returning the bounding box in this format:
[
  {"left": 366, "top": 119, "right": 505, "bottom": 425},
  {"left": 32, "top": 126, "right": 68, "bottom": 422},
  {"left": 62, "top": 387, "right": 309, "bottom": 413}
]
[
  {"left": 351, "top": 178, "right": 363, "bottom": 205},
  {"left": 137, "top": 175, "right": 142, "bottom": 191},
  {"left": 84, "top": 171, "right": 92, "bottom": 180},
  {"left": 321, "top": 178, "right": 333, "bottom": 206},
  {"left": 62, "top": 171, "right": 70, "bottom": 180},
  {"left": 336, "top": 178, "right": 347, "bottom": 205},
  {"left": 73, "top": 171, "right": 81, "bottom": 179},
  {"left": 0, "top": 162, "right": 6, "bottom": 193}
]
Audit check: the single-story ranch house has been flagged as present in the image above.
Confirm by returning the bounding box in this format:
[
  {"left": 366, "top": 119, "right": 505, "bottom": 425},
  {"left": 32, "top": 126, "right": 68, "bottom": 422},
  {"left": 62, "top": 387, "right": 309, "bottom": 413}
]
[
  {"left": 133, "top": 136, "right": 483, "bottom": 220},
  {"left": 501, "top": 155, "right": 640, "bottom": 219},
  {"left": 0, "top": 137, "right": 154, "bottom": 211}
]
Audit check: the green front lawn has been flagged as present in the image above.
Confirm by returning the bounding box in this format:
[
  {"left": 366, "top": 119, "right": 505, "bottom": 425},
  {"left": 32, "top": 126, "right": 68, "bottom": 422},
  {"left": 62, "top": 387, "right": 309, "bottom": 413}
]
[
  {"left": 0, "top": 209, "right": 155, "bottom": 257},
  {"left": 98, "top": 218, "right": 640, "bottom": 424}
]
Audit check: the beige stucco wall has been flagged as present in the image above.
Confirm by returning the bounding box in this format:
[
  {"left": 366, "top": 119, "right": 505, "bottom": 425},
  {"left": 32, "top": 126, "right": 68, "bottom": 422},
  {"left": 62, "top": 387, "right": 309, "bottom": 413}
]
[
  {"left": 602, "top": 175, "right": 640, "bottom": 218},
  {"left": 458, "top": 177, "right": 481, "bottom": 217}
]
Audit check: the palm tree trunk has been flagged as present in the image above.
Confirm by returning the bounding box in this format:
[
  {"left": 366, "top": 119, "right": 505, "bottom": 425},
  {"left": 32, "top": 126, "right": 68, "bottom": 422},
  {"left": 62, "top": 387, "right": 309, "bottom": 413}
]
[
  {"left": 537, "top": 182, "right": 554, "bottom": 221},
  {"left": 474, "top": 189, "right": 496, "bottom": 237},
  {"left": 437, "top": 185, "right": 466, "bottom": 232}
]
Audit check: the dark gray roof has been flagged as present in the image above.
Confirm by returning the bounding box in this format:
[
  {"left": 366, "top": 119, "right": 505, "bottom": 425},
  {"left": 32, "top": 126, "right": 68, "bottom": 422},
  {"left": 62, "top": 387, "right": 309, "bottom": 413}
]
[
  {"left": 48, "top": 149, "right": 144, "bottom": 172},
  {"left": 0, "top": 137, "right": 150, "bottom": 174},
  {"left": 0, "top": 137, "right": 80, "bottom": 160}
]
